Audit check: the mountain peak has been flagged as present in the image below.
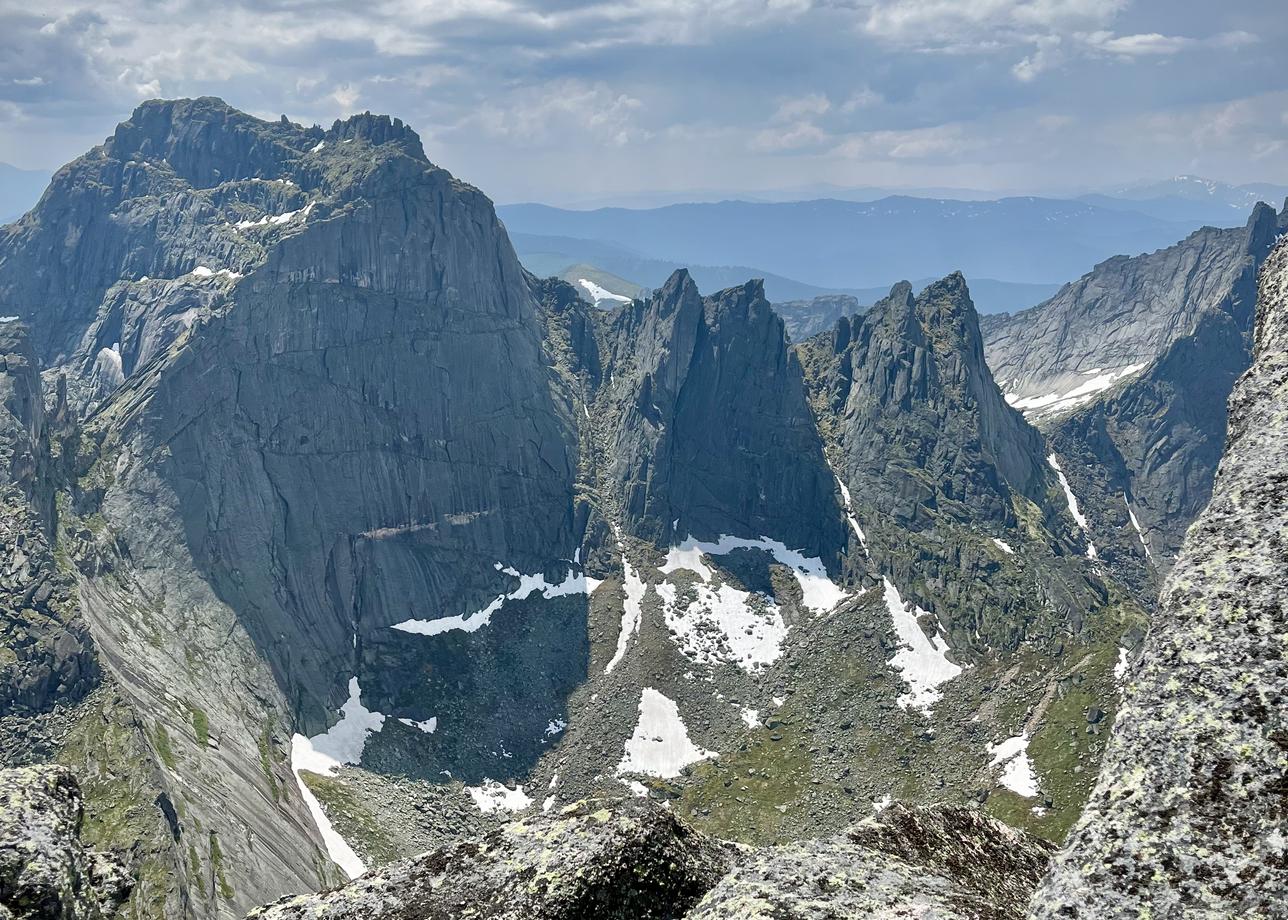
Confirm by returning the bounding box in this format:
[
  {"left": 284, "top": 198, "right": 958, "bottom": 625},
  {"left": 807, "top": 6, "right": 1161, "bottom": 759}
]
[
  {"left": 326, "top": 112, "right": 425, "bottom": 160},
  {"left": 107, "top": 96, "right": 310, "bottom": 188}
]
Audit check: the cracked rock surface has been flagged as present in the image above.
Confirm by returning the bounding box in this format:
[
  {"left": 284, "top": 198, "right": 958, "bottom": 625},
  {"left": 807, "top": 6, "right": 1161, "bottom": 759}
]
[{"left": 0, "top": 765, "right": 131, "bottom": 920}]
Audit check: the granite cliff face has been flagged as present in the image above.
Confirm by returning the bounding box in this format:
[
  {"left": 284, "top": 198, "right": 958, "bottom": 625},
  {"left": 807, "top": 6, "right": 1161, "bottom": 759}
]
[
  {"left": 600, "top": 270, "right": 847, "bottom": 562},
  {"left": 981, "top": 204, "right": 1282, "bottom": 602},
  {"left": 0, "top": 97, "right": 1257, "bottom": 918},
  {"left": 1028, "top": 234, "right": 1288, "bottom": 919},
  {"left": 0, "top": 321, "right": 96, "bottom": 761},
  {"left": 797, "top": 275, "right": 1115, "bottom": 656},
  {"left": 0, "top": 98, "right": 588, "bottom": 917},
  {"left": 983, "top": 206, "right": 1278, "bottom": 412}
]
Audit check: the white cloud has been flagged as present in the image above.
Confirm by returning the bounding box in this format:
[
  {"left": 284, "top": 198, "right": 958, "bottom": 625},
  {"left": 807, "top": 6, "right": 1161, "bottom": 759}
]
[
  {"left": 754, "top": 120, "right": 829, "bottom": 151},
  {"left": 460, "top": 79, "right": 649, "bottom": 147},
  {"left": 771, "top": 93, "right": 830, "bottom": 122},
  {"left": 1080, "top": 30, "right": 1193, "bottom": 55},
  {"left": 331, "top": 83, "right": 361, "bottom": 112},
  {"left": 860, "top": 0, "right": 1126, "bottom": 46},
  {"left": 833, "top": 123, "right": 979, "bottom": 161},
  {"left": 841, "top": 86, "right": 883, "bottom": 112}
]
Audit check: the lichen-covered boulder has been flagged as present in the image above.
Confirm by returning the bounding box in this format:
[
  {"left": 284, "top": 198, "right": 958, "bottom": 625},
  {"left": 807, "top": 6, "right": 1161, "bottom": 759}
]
[
  {"left": 246, "top": 799, "right": 733, "bottom": 920},
  {"left": 0, "top": 765, "right": 131, "bottom": 920},
  {"left": 844, "top": 804, "right": 1054, "bottom": 917},
  {"left": 686, "top": 804, "right": 1053, "bottom": 920},
  {"left": 685, "top": 838, "right": 993, "bottom": 919}
]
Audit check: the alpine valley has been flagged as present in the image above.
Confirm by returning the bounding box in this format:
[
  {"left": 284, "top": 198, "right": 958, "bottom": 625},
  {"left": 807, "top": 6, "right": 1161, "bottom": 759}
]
[{"left": 1, "top": 98, "right": 1286, "bottom": 920}]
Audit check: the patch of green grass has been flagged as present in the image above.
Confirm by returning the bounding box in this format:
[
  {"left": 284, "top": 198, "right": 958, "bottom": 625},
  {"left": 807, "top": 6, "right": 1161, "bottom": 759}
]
[
  {"left": 258, "top": 725, "right": 282, "bottom": 803},
  {"left": 209, "top": 832, "right": 234, "bottom": 901},
  {"left": 986, "top": 639, "right": 1119, "bottom": 842},
  {"left": 300, "top": 771, "right": 404, "bottom": 866},
  {"left": 680, "top": 715, "right": 815, "bottom": 844},
  {"left": 189, "top": 706, "right": 209, "bottom": 748},
  {"left": 154, "top": 722, "right": 178, "bottom": 770},
  {"left": 57, "top": 696, "right": 177, "bottom": 919},
  {"left": 187, "top": 843, "right": 208, "bottom": 897}
]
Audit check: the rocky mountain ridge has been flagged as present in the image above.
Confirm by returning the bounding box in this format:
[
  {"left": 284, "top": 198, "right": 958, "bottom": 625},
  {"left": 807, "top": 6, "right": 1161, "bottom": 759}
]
[
  {"left": 1029, "top": 229, "right": 1288, "bottom": 918},
  {"left": 982, "top": 201, "right": 1284, "bottom": 607},
  {"left": 0, "top": 97, "right": 1267, "bottom": 918}
]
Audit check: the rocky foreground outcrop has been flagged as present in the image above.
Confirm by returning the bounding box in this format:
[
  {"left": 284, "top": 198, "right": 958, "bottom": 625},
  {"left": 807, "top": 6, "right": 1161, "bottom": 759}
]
[
  {"left": 1028, "top": 236, "right": 1288, "bottom": 916},
  {"left": 247, "top": 799, "right": 734, "bottom": 920},
  {"left": 245, "top": 799, "right": 1052, "bottom": 920},
  {"left": 0, "top": 766, "right": 130, "bottom": 919}
]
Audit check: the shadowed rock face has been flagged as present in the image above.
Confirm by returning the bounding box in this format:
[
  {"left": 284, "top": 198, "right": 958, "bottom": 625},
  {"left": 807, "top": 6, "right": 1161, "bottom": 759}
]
[
  {"left": 602, "top": 269, "right": 847, "bottom": 564},
  {"left": 0, "top": 322, "right": 95, "bottom": 754},
  {"left": 0, "top": 765, "right": 132, "bottom": 920},
  {"left": 1028, "top": 236, "right": 1288, "bottom": 919},
  {"left": 814, "top": 275, "right": 1051, "bottom": 530}
]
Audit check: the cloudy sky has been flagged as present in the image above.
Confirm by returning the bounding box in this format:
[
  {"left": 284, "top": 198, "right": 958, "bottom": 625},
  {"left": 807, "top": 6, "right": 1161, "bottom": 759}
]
[{"left": 2, "top": 0, "right": 1285, "bottom": 204}]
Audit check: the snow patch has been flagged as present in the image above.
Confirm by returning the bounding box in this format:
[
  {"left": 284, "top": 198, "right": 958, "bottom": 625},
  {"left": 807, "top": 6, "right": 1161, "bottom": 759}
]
[
  {"left": 834, "top": 476, "right": 869, "bottom": 556},
  {"left": 740, "top": 708, "right": 761, "bottom": 728},
  {"left": 605, "top": 537, "right": 647, "bottom": 673},
  {"left": 617, "top": 688, "right": 716, "bottom": 778},
  {"left": 992, "top": 538, "right": 1015, "bottom": 555},
  {"left": 545, "top": 718, "right": 567, "bottom": 737},
  {"left": 661, "top": 534, "right": 846, "bottom": 614},
  {"left": 989, "top": 734, "right": 1040, "bottom": 798},
  {"left": 290, "top": 736, "right": 367, "bottom": 880},
  {"left": 189, "top": 265, "right": 243, "bottom": 280},
  {"left": 234, "top": 200, "right": 315, "bottom": 230},
  {"left": 1047, "top": 454, "right": 1088, "bottom": 530},
  {"left": 1125, "top": 497, "right": 1153, "bottom": 559},
  {"left": 465, "top": 779, "right": 532, "bottom": 813},
  {"left": 577, "top": 278, "right": 631, "bottom": 304},
  {"left": 1114, "top": 647, "right": 1131, "bottom": 682},
  {"left": 656, "top": 581, "right": 788, "bottom": 672},
  {"left": 883, "top": 579, "right": 962, "bottom": 714},
  {"left": 1006, "top": 363, "right": 1148, "bottom": 417},
  {"left": 392, "top": 566, "right": 600, "bottom": 637},
  {"left": 311, "top": 140, "right": 326, "bottom": 152},
  {"left": 289, "top": 677, "right": 386, "bottom": 880}
]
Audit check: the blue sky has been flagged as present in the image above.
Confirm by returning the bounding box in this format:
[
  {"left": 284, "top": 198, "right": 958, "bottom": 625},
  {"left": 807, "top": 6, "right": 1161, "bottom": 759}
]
[{"left": 1, "top": 0, "right": 1285, "bottom": 204}]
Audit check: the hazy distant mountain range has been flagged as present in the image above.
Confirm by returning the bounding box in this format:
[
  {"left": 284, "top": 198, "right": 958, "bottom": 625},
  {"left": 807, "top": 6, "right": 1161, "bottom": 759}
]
[{"left": 0, "top": 163, "right": 50, "bottom": 223}]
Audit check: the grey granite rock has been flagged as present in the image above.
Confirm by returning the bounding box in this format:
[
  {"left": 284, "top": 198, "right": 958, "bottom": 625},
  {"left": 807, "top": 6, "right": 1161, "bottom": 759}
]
[
  {"left": 687, "top": 804, "right": 1053, "bottom": 920},
  {"left": 0, "top": 321, "right": 96, "bottom": 757},
  {"left": 772, "top": 294, "right": 862, "bottom": 343},
  {"left": 795, "top": 275, "right": 1109, "bottom": 654},
  {"left": 982, "top": 205, "right": 1279, "bottom": 407},
  {"left": 601, "top": 269, "right": 847, "bottom": 564},
  {"left": 1028, "top": 235, "right": 1288, "bottom": 918},
  {"left": 246, "top": 799, "right": 733, "bottom": 920},
  {"left": 981, "top": 205, "right": 1281, "bottom": 599},
  {"left": 0, "top": 765, "right": 131, "bottom": 920}
]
